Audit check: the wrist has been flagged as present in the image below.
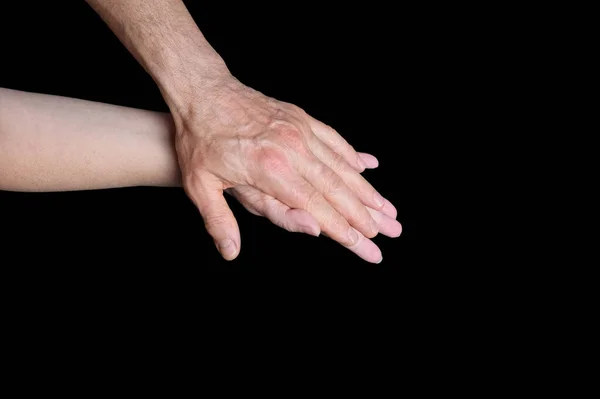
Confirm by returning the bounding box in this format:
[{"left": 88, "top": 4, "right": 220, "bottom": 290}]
[{"left": 153, "top": 52, "right": 232, "bottom": 117}]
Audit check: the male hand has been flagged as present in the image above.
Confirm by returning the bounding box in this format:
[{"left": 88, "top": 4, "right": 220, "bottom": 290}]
[
  {"left": 85, "top": 0, "right": 400, "bottom": 263},
  {"left": 173, "top": 76, "right": 399, "bottom": 261}
]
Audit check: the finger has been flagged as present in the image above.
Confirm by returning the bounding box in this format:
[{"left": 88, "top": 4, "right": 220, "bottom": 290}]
[
  {"left": 185, "top": 174, "right": 241, "bottom": 261},
  {"left": 324, "top": 228, "right": 383, "bottom": 264},
  {"left": 367, "top": 207, "right": 402, "bottom": 238},
  {"left": 357, "top": 153, "right": 399, "bottom": 219},
  {"left": 358, "top": 152, "right": 379, "bottom": 169},
  {"left": 225, "top": 187, "right": 261, "bottom": 216},
  {"left": 230, "top": 186, "right": 398, "bottom": 239},
  {"left": 299, "top": 154, "right": 378, "bottom": 238},
  {"left": 307, "top": 136, "right": 388, "bottom": 214},
  {"left": 306, "top": 115, "right": 366, "bottom": 172},
  {"left": 261, "top": 196, "right": 320, "bottom": 236},
  {"left": 356, "top": 153, "right": 399, "bottom": 219},
  {"left": 263, "top": 170, "right": 359, "bottom": 247},
  {"left": 228, "top": 186, "right": 320, "bottom": 236}
]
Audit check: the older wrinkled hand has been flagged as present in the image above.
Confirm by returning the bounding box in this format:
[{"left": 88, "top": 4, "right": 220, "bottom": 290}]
[
  {"left": 173, "top": 76, "right": 400, "bottom": 262},
  {"left": 227, "top": 152, "right": 401, "bottom": 264}
]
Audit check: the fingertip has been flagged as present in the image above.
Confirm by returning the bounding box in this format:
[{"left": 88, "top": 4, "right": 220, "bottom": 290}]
[
  {"left": 358, "top": 153, "right": 379, "bottom": 169},
  {"left": 300, "top": 222, "right": 321, "bottom": 237},
  {"left": 383, "top": 219, "right": 403, "bottom": 238},
  {"left": 368, "top": 207, "right": 401, "bottom": 238},
  {"left": 217, "top": 238, "right": 239, "bottom": 261},
  {"left": 357, "top": 236, "right": 383, "bottom": 264},
  {"left": 341, "top": 228, "right": 382, "bottom": 263},
  {"left": 286, "top": 208, "right": 320, "bottom": 236},
  {"left": 307, "top": 227, "right": 321, "bottom": 237}
]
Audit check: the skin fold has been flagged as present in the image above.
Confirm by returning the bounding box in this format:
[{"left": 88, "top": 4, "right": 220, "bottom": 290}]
[{"left": 0, "top": 88, "right": 401, "bottom": 263}]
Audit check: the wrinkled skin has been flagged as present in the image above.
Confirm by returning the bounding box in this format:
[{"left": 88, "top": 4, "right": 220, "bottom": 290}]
[{"left": 173, "top": 77, "right": 401, "bottom": 263}]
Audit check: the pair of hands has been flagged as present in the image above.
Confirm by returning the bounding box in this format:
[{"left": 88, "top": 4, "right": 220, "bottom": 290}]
[{"left": 172, "top": 76, "right": 401, "bottom": 263}]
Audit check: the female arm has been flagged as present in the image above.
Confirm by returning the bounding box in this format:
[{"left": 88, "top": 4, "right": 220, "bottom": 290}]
[{"left": 0, "top": 87, "right": 179, "bottom": 191}]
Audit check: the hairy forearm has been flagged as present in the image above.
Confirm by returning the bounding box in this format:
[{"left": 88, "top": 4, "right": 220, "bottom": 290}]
[
  {"left": 0, "top": 88, "right": 180, "bottom": 192},
  {"left": 85, "top": 0, "right": 230, "bottom": 114}
]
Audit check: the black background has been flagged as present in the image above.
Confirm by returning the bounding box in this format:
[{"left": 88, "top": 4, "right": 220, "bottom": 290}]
[{"left": 0, "top": 2, "right": 446, "bottom": 271}]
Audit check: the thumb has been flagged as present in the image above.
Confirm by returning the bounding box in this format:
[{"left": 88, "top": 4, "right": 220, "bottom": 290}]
[{"left": 188, "top": 177, "right": 241, "bottom": 261}]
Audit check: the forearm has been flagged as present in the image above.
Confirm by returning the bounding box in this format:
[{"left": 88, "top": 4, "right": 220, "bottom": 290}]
[
  {"left": 85, "top": 0, "right": 230, "bottom": 115},
  {"left": 0, "top": 88, "right": 180, "bottom": 192}
]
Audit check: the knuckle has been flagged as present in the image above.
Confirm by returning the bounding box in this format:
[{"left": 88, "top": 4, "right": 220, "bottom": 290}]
[
  {"left": 304, "top": 190, "right": 322, "bottom": 211},
  {"left": 310, "top": 159, "right": 326, "bottom": 176},
  {"left": 328, "top": 151, "right": 347, "bottom": 174},
  {"left": 254, "top": 147, "right": 290, "bottom": 175},
  {"left": 243, "top": 192, "right": 266, "bottom": 213},
  {"left": 328, "top": 214, "right": 349, "bottom": 237},
  {"left": 263, "top": 197, "right": 280, "bottom": 216},
  {"left": 327, "top": 177, "right": 345, "bottom": 196},
  {"left": 273, "top": 124, "right": 308, "bottom": 155},
  {"left": 251, "top": 193, "right": 269, "bottom": 209},
  {"left": 324, "top": 170, "right": 345, "bottom": 195}
]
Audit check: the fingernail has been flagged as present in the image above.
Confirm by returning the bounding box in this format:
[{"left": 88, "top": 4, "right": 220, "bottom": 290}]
[
  {"left": 374, "top": 192, "right": 385, "bottom": 208},
  {"left": 217, "top": 239, "right": 237, "bottom": 260},
  {"left": 370, "top": 156, "right": 379, "bottom": 168},
  {"left": 357, "top": 156, "right": 367, "bottom": 171},
  {"left": 348, "top": 228, "right": 359, "bottom": 245},
  {"left": 302, "top": 225, "right": 320, "bottom": 237}
]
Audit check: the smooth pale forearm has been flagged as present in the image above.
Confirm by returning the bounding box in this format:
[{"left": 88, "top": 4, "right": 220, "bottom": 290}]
[
  {"left": 85, "top": 0, "right": 230, "bottom": 116},
  {"left": 0, "top": 87, "right": 180, "bottom": 192}
]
